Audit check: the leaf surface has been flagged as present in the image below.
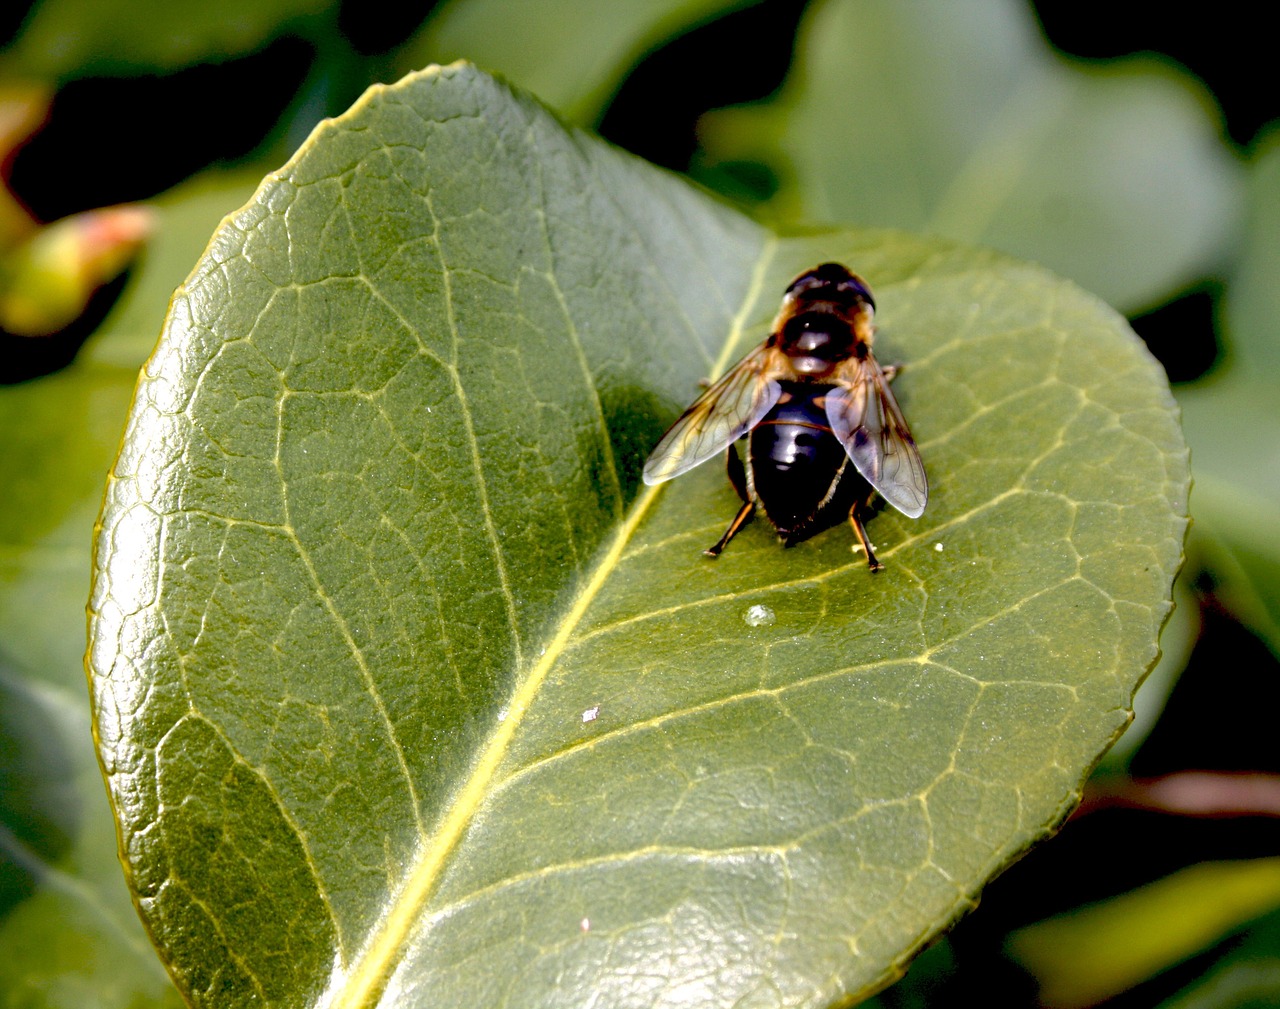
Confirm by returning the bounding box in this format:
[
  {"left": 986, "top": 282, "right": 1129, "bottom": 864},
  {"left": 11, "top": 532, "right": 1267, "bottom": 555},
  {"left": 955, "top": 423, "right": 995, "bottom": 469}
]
[{"left": 87, "top": 63, "right": 1188, "bottom": 1008}]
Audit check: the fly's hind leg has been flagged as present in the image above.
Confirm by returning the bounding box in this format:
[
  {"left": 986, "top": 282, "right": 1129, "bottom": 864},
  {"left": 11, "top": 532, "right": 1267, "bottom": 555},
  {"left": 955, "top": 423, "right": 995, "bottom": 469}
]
[
  {"left": 848, "top": 496, "right": 884, "bottom": 572},
  {"left": 705, "top": 445, "right": 754, "bottom": 558},
  {"left": 705, "top": 501, "right": 755, "bottom": 558},
  {"left": 724, "top": 440, "right": 748, "bottom": 501}
]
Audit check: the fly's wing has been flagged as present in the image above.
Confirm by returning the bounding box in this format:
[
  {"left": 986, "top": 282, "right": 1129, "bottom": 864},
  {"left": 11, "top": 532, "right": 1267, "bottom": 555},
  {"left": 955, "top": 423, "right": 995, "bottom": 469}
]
[
  {"left": 642, "top": 345, "right": 783, "bottom": 485},
  {"left": 825, "top": 356, "right": 928, "bottom": 518}
]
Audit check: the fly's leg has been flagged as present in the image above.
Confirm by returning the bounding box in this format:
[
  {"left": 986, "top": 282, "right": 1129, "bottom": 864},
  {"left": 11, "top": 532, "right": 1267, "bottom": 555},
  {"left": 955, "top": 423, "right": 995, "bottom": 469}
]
[
  {"left": 705, "top": 501, "right": 755, "bottom": 558},
  {"left": 848, "top": 499, "right": 884, "bottom": 572},
  {"left": 705, "top": 445, "right": 754, "bottom": 558},
  {"left": 724, "top": 441, "right": 748, "bottom": 502}
]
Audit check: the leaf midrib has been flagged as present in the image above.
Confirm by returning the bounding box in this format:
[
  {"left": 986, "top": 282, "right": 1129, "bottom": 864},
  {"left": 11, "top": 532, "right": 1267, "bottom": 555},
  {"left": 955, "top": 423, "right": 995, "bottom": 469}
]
[{"left": 326, "top": 238, "right": 778, "bottom": 1006}]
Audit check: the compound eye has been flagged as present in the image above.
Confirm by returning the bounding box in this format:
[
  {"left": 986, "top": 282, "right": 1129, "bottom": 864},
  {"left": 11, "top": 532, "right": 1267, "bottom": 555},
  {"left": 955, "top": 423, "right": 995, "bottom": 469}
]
[
  {"left": 786, "top": 262, "right": 851, "bottom": 294},
  {"left": 785, "top": 271, "right": 823, "bottom": 296},
  {"left": 840, "top": 274, "right": 875, "bottom": 311},
  {"left": 784, "top": 264, "right": 876, "bottom": 312},
  {"left": 844, "top": 280, "right": 875, "bottom": 314}
]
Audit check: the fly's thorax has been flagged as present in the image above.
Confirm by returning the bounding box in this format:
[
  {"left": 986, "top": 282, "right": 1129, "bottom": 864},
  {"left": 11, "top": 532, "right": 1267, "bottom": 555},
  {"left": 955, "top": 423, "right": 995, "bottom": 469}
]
[{"left": 774, "top": 304, "right": 871, "bottom": 377}]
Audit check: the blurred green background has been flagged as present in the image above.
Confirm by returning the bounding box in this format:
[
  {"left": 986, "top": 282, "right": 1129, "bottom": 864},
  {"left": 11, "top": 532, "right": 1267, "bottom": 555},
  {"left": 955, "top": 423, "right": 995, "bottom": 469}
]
[{"left": 1, "top": 1, "right": 1277, "bottom": 1006}]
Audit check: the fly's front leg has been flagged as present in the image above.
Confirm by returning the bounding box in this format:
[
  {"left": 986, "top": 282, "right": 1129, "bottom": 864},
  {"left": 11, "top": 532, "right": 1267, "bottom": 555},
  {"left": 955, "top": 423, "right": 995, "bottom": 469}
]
[{"left": 705, "top": 444, "right": 754, "bottom": 558}]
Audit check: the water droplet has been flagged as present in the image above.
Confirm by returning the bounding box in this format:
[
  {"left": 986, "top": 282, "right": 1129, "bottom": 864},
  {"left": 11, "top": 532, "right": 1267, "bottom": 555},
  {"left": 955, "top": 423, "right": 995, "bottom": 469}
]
[{"left": 743, "top": 604, "right": 776, "bottom": 627}]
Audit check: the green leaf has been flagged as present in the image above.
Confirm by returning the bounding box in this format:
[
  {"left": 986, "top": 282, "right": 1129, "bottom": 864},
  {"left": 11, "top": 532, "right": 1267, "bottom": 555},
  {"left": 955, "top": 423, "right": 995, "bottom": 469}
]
[
  {"left": 1158, "top": 903, "right": 1280, "bottom": 1009},
  {"left": 86, "top": 63, "right": 1188, "bottom": 1007},
  {"left": 0, "top": 657, "right": 183, "bottom": 1009},
  {"left": 1222, "top": 127, "right": 1280, "bottom": 379},
  {"left": 1176, "top": 127, "right": 1280, "bottom": 654},
  {"left": 1, "top": 171, "right": 259, "bottom": 688},
  {"left": 0, "top": 172, "right": 256, "bottom": 1008},
  {"left": 1008, "top": 859, "right": 1280, "bottom": 1009},
  {"left": 695, "top": 0, "right": 1243, "bottom": 313},
  {"left": 1, "top": 0, "right": 330, "bottom": 77},
  {"left": 398, "top": 0, "right": 751, "bottom": 123},
  {"left": 86, "top": 172, "right": 265, "bottom": 369}
]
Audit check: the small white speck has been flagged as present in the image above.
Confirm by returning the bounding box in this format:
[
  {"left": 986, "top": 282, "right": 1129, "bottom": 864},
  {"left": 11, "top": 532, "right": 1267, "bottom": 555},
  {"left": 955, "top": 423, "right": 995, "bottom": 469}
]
[
  {"left": 582, "top": 706, "right": 599, "bottom": 723},
  {"left": 496, "top": 707, "right": 508, "bottom": 722},
  {"left": 540, "top": 646, "right": 546, "bottom": 656},
  {"left": 744, "top": 604, "right": 776, "bottom": 627},
  {"left": 580, "top": 917, "right": 591, "bottom": 932},
  {"left": 934, "top": 542, "right": 944, "bottom": 552}
]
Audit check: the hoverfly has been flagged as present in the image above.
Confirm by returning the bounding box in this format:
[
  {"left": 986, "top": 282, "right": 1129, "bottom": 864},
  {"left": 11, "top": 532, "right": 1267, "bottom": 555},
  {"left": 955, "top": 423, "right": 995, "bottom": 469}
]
[{"left": 642, "top": 263, "right": 927, "bottom": 571}]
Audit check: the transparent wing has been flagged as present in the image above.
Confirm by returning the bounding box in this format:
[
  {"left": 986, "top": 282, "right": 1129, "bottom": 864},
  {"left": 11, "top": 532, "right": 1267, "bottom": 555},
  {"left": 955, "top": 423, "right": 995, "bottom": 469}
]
[
  {"left": 825, "top": 356, "right": 928, "bottom": 518},
  {"left": 642, "top": 345, "right": 783, "bottom": 485}
]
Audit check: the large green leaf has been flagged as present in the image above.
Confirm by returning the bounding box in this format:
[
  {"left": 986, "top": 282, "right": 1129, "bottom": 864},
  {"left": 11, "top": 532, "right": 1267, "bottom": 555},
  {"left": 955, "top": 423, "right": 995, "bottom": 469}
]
[
  {"left": 0, "top": 172, "right": 256, "bottom": 1008},
  {"left": 695, "top": 0, "right": 1242, "bottom": 313},
  {"left": 87, "top": 63, "right": 1188, "bottom": 1007}
]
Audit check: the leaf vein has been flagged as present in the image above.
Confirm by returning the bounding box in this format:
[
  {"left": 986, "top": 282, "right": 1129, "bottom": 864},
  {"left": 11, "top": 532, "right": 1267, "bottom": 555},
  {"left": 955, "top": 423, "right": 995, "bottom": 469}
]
[
  {"left": 273, "top": 401, "right": 426, "bottom": 837},
  {"left": 324, "top": 233, "right": 779, "bottom": 1007},
  {"left": 423, "top": 844, "right": 791, "bottom": 926},
  {"left": 423, "top": 188, "right": 525, "bottom": 669}
]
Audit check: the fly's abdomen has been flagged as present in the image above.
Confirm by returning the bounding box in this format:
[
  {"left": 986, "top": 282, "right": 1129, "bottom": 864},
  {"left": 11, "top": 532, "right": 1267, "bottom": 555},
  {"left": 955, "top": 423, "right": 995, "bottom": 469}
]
[{"left": 749, "top": 385, "right": 851, "bottom": 539}]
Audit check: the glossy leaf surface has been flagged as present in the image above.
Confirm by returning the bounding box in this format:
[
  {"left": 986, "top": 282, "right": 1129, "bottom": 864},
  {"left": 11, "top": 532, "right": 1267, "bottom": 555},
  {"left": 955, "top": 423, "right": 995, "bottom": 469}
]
[{"left": 87, "top": 64, "right": 1188, "bottom": 1008}]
